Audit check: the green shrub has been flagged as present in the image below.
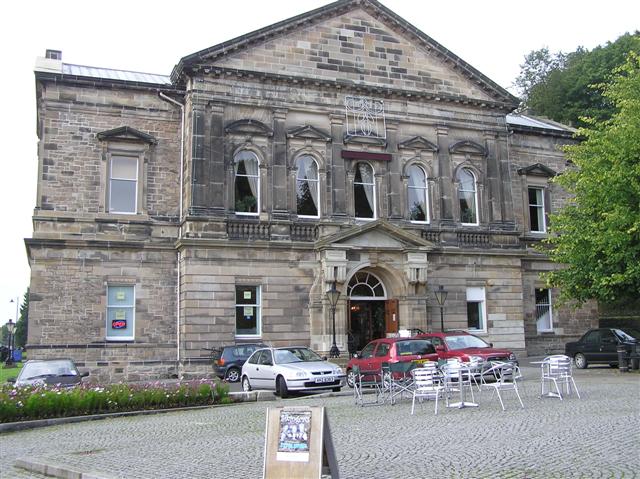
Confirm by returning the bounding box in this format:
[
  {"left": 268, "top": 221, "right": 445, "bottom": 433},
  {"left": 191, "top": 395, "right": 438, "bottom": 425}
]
[{"left": 0, "top": 379, "right": 230, "bottom": 423}]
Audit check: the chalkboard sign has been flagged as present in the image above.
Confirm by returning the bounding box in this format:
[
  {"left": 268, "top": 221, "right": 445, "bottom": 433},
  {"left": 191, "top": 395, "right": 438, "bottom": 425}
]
[{"left": 263, "top": 406, "right": 339, "bottom": 479}]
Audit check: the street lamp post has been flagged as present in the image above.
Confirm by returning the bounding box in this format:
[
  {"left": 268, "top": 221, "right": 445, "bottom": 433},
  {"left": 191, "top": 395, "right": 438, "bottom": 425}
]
[
  {"left": 5, "top": 318, "right": 15, "bottom": 367},
  {"left": 326, "top": 281, "right": 341, "bottom": 358},
  {"left": 434, "top": 285, "right": 448, "bottom": 332}
]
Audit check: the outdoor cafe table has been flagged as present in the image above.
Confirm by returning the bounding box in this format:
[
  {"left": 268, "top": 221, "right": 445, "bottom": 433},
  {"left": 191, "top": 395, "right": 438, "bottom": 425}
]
[{"left": 442, "top": 362, "right": 478, "bottom": 409}]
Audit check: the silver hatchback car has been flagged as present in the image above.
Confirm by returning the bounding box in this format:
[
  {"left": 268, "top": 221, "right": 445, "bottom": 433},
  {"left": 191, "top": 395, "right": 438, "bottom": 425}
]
[{"left": 241, "top": 346, "right": 345, "bottom": 398}]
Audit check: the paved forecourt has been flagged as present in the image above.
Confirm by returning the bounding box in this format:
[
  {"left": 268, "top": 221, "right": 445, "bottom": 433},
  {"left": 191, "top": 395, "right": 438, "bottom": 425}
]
[{"left": 1, "top": 363, "right": 639, "bottom": 479}]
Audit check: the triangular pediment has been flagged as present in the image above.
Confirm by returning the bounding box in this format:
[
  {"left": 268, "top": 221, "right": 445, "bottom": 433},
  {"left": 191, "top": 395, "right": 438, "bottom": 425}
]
[
  {"left": 96, "top": 126, "right": 157, "bottom": 144},
  {"left": 398, "top": 136, "right": 439, "bottom": 152},
  {"left": 225, "top": 119, "right": 273, "bottom": 136},
  {"left": 287, "top": 125, "right": 332, "bottom": 142},
  {"left": 173, "top": 0, "right": 517, "bottom": 107},
  {"left": 449, "top": 140, "right": 487, "bottom": 156},
  {"left": 517, "top": 163, "right": 557, "bottom": 178},
  {"left": 316, "top": 219, "right": 434, "bottom": 250}
]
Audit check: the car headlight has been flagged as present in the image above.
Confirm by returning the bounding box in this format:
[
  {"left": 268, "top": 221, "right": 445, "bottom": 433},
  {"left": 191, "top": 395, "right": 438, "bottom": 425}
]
[
  {"left": 509, "top": 353, "right": 517, "bottom": 361},
  {"left": 468, "top": 355, "right": 484, "bottom": 363},
  {"left": 333, "top": 367, "right": 343, "bottom": 375},
  {"left": 294, "top": 371, "right": 308, "bottom": 378}
]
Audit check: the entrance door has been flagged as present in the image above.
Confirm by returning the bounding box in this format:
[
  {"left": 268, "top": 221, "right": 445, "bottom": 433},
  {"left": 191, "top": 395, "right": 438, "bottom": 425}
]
[{"left": 349, "top": 301, "right": 386, "bottom": 351}]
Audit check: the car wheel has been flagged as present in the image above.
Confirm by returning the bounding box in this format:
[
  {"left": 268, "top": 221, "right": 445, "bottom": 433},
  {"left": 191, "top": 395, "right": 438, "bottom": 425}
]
[
  {"left": 241, "top": 376, "right": 252, "bottom": 392},
  {"left": 225, "top": 367, "right": 241, "bottom": 383},
  {"left": 346, "top": 369, "right": 355, "bottom": 388},
  {"left": 332, "top": 387, "right": 341, "bottom": 393},
  {"left": 276, "top": 375, "right": 289, "bottom": 398},
  {"left": 574, "top": 353, "right": 588, "bottom": 369}
]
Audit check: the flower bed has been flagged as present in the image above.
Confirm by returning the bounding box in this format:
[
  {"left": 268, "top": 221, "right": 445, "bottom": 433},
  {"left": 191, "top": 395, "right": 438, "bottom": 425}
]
[{"left": 0, "top": 380, "right": 230, "bottom": 423}]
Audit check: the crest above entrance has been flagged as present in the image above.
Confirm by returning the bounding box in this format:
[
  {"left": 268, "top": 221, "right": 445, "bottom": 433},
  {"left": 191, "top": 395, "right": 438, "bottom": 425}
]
[{"left": 317, "top": 220, "right": 432, "bottom": 286}]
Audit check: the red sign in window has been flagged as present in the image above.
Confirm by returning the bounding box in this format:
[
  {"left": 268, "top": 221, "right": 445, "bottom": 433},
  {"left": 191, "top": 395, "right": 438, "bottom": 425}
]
[{"left": 112, "top": 320, "right": 127, "bottom": 329}]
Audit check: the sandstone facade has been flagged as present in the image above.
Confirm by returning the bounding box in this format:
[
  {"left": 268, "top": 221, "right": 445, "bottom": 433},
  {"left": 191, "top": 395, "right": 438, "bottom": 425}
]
[{"left": 27, "top": 0, "right": 596, "bottom": 381}]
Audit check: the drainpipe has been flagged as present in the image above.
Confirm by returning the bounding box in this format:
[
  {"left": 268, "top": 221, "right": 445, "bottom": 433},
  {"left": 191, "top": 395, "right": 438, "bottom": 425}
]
[{"left": 158, "top": 91, "right": 184, "bottom": 367}]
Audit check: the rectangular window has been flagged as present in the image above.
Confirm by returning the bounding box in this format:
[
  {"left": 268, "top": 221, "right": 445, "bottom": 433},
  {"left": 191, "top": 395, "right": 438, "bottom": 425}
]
[
  {"left": 535, "top": 288, "right": 553, "bottom": 332},
  {"left": 110, "top": 156, "right": 138, "bottom": 214},
  {"left": 466, "top": 287, "right": 486, "bottom": 332},
  {"left": 107, "top": 285, "right": 135, "bottom": 340},
  {"left": 528, "top": 187, "right": 546, "bottom": 233},
  {"left": 235, "top": 285, "right": 261, "bottom": 337}
]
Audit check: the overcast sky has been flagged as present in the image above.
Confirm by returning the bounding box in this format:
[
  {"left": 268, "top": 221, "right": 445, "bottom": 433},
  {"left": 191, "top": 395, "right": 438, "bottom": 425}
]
[{"left": 0, "top": 0, "right": 637, "bottom": 326}]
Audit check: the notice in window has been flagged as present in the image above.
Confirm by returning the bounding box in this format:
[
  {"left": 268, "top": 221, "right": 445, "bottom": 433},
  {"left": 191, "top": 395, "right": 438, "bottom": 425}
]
[
  {"left": 115, "top": 310, "right": 126, "bottom": 320},
  {"left": 244, "top": 307, "right": 253, "bottom": 317},
  {"left": 116, "top": 291, "right": 126, "bottom": 300},
  {"left": 244, "top": 291, "right": 252, "bottom": 300},
  {"left": 277, "top": 409, "right": 311, "bottom": 462}
]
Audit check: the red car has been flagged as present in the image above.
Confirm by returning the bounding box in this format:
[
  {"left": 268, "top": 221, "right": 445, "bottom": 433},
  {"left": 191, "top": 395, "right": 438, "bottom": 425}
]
[
  {"left": 417, "top": 331, "right": 517, "bottom": 366},
  {"left": 346, "top": 337, "right": 438, "bottom": 388}
]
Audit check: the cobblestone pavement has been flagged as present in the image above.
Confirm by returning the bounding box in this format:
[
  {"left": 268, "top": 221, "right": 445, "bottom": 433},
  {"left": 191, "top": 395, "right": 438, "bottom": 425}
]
[{"left": 1, "top": 363, "right": 639, "bottom": 479}]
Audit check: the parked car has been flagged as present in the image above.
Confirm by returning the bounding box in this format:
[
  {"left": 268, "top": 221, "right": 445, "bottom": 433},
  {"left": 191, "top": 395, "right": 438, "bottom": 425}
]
[
  {"left": 212, "top": 343, "right": 266, "bottom": 382},
  {"left": 416, "top": 331, "right": 517, "bottom": 366},
  {"left": 7, "top": 359, "right": 88, "bottom": 388},
  {"left": 565, "top": 328, "right": 640, "bottom": 369},
  {"left": 241, "top": 346, "right": 345, "bottom": 398},
  {"left": 346, "top": 337, "right": 439, "bottom": 388}
]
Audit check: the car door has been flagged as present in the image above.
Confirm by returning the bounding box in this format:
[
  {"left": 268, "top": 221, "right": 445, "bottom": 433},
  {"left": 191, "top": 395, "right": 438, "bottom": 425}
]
[
  {"left": 253, "top": 350, "right": 277, "bottom": 389},
  {"left": 356, "top": 341, "right": 377, "bottom": 372},
  {"left": 581, "top": 330, "right": 602, "bottom": 362},
  {"left": 599, "top": 330, "right": 619, "bottom": 362},
  {"left": 370, "top": 341, "right": 391, "bottom": 372}
]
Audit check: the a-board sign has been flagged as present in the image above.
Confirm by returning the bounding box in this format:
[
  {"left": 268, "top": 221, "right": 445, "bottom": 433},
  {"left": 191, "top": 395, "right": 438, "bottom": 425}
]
[{"left": 263, "top": 406, "right": 339, "bottom": 479}]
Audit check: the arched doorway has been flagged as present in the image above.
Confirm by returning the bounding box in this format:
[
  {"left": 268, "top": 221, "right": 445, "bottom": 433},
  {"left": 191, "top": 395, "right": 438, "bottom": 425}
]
[{"left": 347, "top": 271, "right": 398, "bottom": 352}]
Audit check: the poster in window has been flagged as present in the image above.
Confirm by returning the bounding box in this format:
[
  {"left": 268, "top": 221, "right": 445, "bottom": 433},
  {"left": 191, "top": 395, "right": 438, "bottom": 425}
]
[
  {"left": 116, "top": 291, "right": 126, "bottom": 301},
  {"left": 277, "top": 409, "right": 311, "bottom": 462},
  {"left": 243, "top": 306, "right": 253, "bottom": 317},
  {"left": 244, "top": 291, "right": 252, "bottom": 300}
]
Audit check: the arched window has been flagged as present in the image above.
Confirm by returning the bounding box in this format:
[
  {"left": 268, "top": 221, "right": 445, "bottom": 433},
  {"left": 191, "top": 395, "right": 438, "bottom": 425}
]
[
  {"left": 354, "top": 162, "right": 375, "bottom": 219},
  {"left": 296, "top": 155, "right": 319, "bottom": 217},
  {"left": 347, "top": 271, "right": 386, "bottom": 298},
  {"left": 407, "top": 164, "right": 428, "bottom": 223},
  {"left": 457, "top": 168, "right": 478, "bottom": 225},
  {"left": 234, "top": 151, "right": 259, "bottom": 215}
]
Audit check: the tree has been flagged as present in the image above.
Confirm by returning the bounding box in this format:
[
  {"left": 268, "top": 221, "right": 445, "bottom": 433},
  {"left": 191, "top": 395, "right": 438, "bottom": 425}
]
[
  {"left": 14, "top": 289, "right": 29, "bottom": 349},
  {"left": 516, "top": 33, "right": 640, "bottom": 127},
  {"left": 544, "top": 53, "right": 640, "bottom": 305}
]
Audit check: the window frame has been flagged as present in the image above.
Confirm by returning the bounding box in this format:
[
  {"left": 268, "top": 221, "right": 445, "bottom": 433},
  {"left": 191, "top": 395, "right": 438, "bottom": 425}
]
[
  {"left": 407, "top": 164, "right": 429, "bottom": 224},
  {"left": 235, "top": 285, "right": 262, "bottom": 339},
  {"left": 106, "top": 285, "right": 135, "bottom": 341},
  {"left": 528, "top": 187, "right": 547, "bottom": 233},
  {"left": 535, "top": 288, "right": 553, "bottom": 333},
  {"left": 234, "top": 150, "right": 261, "bottom": 216},
  {"left": 457, "top": 168, "right": 479, "bottom": 226},
  {"left": 353, "top": 162, "right": 376, "bottom": 221},
  {"left": 466, "top": 287, "right": 487, "bottom": 333},
  {"left": 295, "top": 155, "right": 320, "bottom": 218}
]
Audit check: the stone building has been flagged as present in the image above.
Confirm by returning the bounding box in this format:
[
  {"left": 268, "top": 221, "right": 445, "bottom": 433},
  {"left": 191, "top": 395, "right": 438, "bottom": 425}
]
[{"left": 27, "top": 0, "right": 597, "bottom": 382}]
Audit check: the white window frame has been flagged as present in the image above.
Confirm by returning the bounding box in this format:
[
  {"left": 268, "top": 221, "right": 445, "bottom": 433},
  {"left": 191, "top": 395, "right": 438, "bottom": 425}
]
[
  {"left": 528, "top": 186, "right": 546, "bottom": 233},
  {"left": 407, "top": 164, "right": 430, "bottom": 224},
  {"left": 106, "top": 285, "right": 135, "bottom": 341},
  {"left": 535, "top": 288, "right": 553, "bottom": 333},
  {"left": 354, "top": 162, "right": 377, "bottom": 221},
  {"left": 466, "top": 287, "right": 487, "bottom": 333},
  {"left": 296, "top": 155, "right": 320, "bottom": 219},
  {"left": 235, "top": 285, "right": 262, "bottom": 339},
  {"left": 109, "top": 155, "right": 139, "bottom": 214},
  {"left": 458, "top": 168, "right": 479, "bottom": 226},
  {"left": 234, "top": 151, "right": 260, "bottom": 216}
]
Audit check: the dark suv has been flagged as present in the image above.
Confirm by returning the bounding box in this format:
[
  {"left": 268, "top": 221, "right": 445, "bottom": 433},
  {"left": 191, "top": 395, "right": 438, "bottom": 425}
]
[{"left": 212, "top": 343, "right": 266, "bottom": 382}]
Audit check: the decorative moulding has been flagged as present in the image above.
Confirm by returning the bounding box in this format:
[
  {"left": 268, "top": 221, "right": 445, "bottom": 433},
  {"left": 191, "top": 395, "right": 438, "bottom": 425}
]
[
  {"left": 398, "top": 136, "right": 439, "bottom": 152},
  {"left": 97, "top": 126, "right": 157, "bottom": 145},
  {"left": 286, "top": 125, "right": 332, "bottom": 142},
  {"left": 517, "top": 163, "right": 557, "bottom": 177},
  {"left": 448, "top": 140, "right": 487, "bottom": 156},
  {"left": 224, "top": 119, "right": 273, "bottom": 137}
]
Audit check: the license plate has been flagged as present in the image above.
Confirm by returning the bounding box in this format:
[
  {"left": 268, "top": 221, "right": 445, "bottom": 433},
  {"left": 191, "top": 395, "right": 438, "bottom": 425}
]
[
  {"left": 315, "top": 376, "right": 333, "bottom": 383},
  {"left": 414, "top": 359, "right": 431, "bottom": 365}
]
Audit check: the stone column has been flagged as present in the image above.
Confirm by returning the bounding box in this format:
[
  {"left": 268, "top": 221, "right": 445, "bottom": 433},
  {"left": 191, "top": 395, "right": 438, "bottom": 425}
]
[
  {"left": 436, "top": 125, "right": 453, "bottom": 224},
  {"left": 329, "top": 114, "right": 347, "bottom": 218},
  {"left": 386, "top": 120, "right": 402, "bottom": 219},
  {"left": 484, "top": 130, "right": 503, "bottom": 224},
  {"left": 271, "top": 109, "right": 288, "bottom": 215},
  {"left": 209, "top": 103, "right": 225, "bottom": 213}
]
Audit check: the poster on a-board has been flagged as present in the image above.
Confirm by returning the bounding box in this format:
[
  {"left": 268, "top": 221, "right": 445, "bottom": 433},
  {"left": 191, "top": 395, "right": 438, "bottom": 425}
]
[{"left": 263, "top": 406, "right": 339, "bottom": 479}]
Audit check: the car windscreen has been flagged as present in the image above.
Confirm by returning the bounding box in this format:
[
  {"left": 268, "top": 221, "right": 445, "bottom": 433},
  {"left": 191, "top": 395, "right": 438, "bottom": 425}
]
[
  {"left": 274, "top": 348, "right": 323, "bottom": 364},
  {"left": 395, "top": 340, "right": 434, "bottom": 356},
  {"left": 444, "top": 335, "right": 490, "bottom": 350},
  {"left": 613, "top": 329, "right": 640, "bottom": 342},
  {"left": 20, "top": 361, "right": 78, "bottom": 380}
]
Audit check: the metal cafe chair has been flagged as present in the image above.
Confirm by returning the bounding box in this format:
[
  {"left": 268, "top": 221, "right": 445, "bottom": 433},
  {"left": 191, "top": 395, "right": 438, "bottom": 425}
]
[
  {"left": 383, "top": 361, "right": 417, "bottom": 405},
  {"left": 539, "top": 355, "right": 581, "bottom": 400},
  {"left": 352, "top": 365, "right": 385, "bottom": 407},
  {"left": 411, "top": 367, "right": 445, "bottom": 415},
  {"left": 481, "top": 362, "right": 524, "bottom": 411}
]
